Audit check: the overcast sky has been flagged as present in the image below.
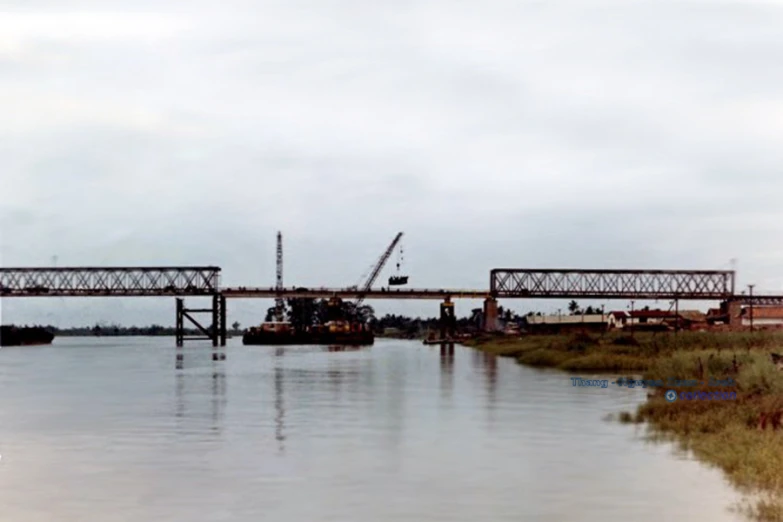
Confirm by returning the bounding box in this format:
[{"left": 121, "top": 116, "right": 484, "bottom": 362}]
[{"left": 2, "top": 0, "right": 783, "bottom": 327}]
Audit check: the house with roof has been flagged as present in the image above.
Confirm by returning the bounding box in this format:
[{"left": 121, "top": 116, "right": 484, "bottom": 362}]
[
  {"left": 626, "top": 309, "right": 706, "bottom": 331},
  {"left": 608, "top": 311, "right": 629, "bottom": 328},
  {"left": 706, "top": 308, "right": 727, "bottom": 324},
  {"left": 677, "top": 310, "right": 707, "bottom": 328},
  {"left": 522, "top": 313, "right": 621, "bottom": 334},
  {"left": 628, "top": 309, "right": 676, "bottom": 326},
  {"left": 740, "top": 307, "right": 783, "bottom": 327},
  {"left": 680, "top": 310, "right": 707, "bottom": 328}
]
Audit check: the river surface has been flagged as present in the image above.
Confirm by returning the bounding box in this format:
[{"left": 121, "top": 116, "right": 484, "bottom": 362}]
[{"left": 0, "top": 337, "right": 745, "bottom": 521}]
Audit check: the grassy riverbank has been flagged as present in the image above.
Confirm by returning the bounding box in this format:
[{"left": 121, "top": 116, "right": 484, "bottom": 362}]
[{"left": 465, "top": 331, "right": 783, "bottom": 521}]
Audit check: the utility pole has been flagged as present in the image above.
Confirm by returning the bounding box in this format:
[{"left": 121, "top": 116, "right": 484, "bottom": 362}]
[
  {"left": 675, "top": 299, "right": 679, "bottom": 333},
  {"left": 748, "top": 284, "right": 755, "bottom": 332}
]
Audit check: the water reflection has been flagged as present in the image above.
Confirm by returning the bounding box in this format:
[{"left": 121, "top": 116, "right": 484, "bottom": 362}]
[
  {"left": 274, "top": 347, "right": 286, "bottom": 453},
  {"left": 325, "top": 345, "right": 365, "bottom": 352},
  {"left": 439, "top": 343, "right": 454, "bottom": 398},
  {"left": 385, "top": 353, "right": 406, "bottom": 461},
  {"left": 211, "top": 371, "right": 226, "bottom": 432},
  {"left": 482, "top": 351, "right": 499, "bottom": 404},
  {"left": 175, "top": 370, "right": 185, "bottom": 418},
  {"left": 174, "top": 366, "right": 227, "bottom": 435}
]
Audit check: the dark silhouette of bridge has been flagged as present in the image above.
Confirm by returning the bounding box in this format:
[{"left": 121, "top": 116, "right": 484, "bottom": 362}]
[
  {"left": 0, "top": 266, "right": 747, "bottom": 299},
  {"left": 1, "top": 265, "right": 780, "bottom": 352}
]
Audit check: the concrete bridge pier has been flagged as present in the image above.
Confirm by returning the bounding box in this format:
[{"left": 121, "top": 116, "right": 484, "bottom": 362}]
[
  {"left": 211, "top": 294, "right": 227, "bottom": 361},
  {"left": 440, "top": 298, "right": 456, "bottom": 339},
  {"left": 483, "top": 297, "right": 499, "bottom": 332},
  {"left": 723, "top": 300, "right": 742, "bottom": 327}
]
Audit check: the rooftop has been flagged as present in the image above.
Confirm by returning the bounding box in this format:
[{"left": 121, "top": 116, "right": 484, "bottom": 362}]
[
  {"left": 525, "top": 314, "right": 609, "bottom": 325},
  {"left": 741, "top": 307, "right": 783, "bottom": 319},
  {"left": 629, "top": 310, "right": 676, "bottom": 318}
]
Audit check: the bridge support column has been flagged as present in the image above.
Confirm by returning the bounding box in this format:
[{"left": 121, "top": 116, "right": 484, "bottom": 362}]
[
  {"left": 211, "top": 294, "right": 227, "bottom": 361},
  {"left": 211, "top": 294, "right": 227, "bottom": 347},
  {"left": 440, "top": 299, "right": 456, "bottom": 339},
  {"left": 483, "top": 297, "right": 499, "bottom": 332},
  {"left": 174, "top": 295, "right": 227, "bottom": 365},
  {"left": 175, "top": 298, "right": 185, "bottom": 369},
  {"left": 724, "top": 300, "right": 742, "bottom": 328}
]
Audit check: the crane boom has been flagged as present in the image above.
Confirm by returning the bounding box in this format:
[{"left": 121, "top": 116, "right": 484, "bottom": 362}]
[
  {"left": 275, "top": 231, "right": 284, "bottom": 321},
  {"left": 355, "top": 232, "right": 403, "bottom": 306}
]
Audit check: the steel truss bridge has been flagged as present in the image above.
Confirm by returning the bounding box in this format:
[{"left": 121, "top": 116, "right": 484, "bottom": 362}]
[
  {"left": 490, "top": 269, "right": 737, "bottom": 300},
  {"left": 2, "top": 266, "right": 777, "bottom": 302},
  {"left": 2, "top": 266, "right": 782, "bottom": 353},
  {"left": 0, "top": 266, "right": 220, "bottom": 297}
]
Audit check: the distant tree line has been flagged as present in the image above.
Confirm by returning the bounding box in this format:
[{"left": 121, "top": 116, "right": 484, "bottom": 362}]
[
  {"left": 37, "top": 322, "right": 245, "bottom": 337},
  {"left": 567, "top": 300, "right": 605, "bottom": 315},
  {"left": 10, "top": 301, "right": 609, "bottom": 337}
]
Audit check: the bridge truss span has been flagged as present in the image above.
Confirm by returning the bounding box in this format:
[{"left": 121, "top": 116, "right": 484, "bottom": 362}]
[
  {"left": 0, "top": 266, "right": 221, "bottom": 296},
  {"left": 490, "top": 269, "right": 736, "bottom": 300},
  {"left": 736, "top": 295, "right": 783, "bottom": 306}
]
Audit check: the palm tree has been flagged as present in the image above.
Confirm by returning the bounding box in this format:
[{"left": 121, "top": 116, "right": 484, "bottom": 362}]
[
  {"left": 264, "top": 306, "right": 277, "bottom": 322},
  {"left": 469, "top": 308, "right": 483, "bottom": 326},
  {"left": 355, "top": 304, "right": 375, "bottom": 323}
]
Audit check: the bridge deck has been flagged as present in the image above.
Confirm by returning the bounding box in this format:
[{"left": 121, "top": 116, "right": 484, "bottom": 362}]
[{"left": 222, "top": 287, "right": 490, "bottom": 299}]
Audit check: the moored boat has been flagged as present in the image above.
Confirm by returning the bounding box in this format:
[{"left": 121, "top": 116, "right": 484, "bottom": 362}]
[
  {"left": 243, "top": 320, "right": 374, "bottom": 346},
  {"left": 423, "top": 338, "right": 453, "bottom": 345},
  {"left": 0, "top": 325, "right": 55, "bottom": 347}
]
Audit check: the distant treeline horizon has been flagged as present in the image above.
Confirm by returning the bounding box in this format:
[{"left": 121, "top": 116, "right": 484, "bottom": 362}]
[{"left": 4, "top": 300, "right": 618, "bottom": 336}]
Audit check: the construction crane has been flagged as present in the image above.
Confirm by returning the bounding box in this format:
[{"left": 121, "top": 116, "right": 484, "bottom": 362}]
[
  {"left": 388, "top": 239, "right": 408, "bottom": 286},
  {"left": 354, "top": 232, "right": 404, "bottom": 306},
  {"left": 275, "top": 231, "right": 285, "bottom": 321}
]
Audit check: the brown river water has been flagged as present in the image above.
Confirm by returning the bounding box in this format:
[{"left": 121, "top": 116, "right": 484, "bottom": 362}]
[{"left": 0, "top": 337, "right": 745, "bottom": 521}]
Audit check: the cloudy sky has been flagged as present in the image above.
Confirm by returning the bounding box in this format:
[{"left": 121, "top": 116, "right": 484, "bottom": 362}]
[{"left": 2, "top": 0, "right": 783, "bottom": 326}]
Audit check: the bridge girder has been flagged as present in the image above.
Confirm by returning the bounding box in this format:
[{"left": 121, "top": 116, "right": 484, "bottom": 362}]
[
  {"left": 0, "top": 267, "right": 221, "bottom": 296},
  {"left": 490, "top": 269, "right": 736, "bottom": 300},
  {"left": 732, "top": 296, "right": 783, "bottom": 306}
]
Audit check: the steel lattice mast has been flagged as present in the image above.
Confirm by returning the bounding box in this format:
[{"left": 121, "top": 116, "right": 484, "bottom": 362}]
[{"left": 275, "top": 231, "right": 285, "bottom": 321}]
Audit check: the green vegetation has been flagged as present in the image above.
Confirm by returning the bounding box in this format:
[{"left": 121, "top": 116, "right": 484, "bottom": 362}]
[
  {"left": 40, "top": 322, "right": 246, "bottom": 336},
  {"left": 466, "top": 331, "right": 783, "bottom": 521}
]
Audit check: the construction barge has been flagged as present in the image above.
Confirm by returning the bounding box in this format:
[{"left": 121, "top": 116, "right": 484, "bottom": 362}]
[
  {"left": 243, "top": 320, "right": 374, "bottom": 346},
  {"left": 0, "top": 325, "right": 55, "bottom": 347}
]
